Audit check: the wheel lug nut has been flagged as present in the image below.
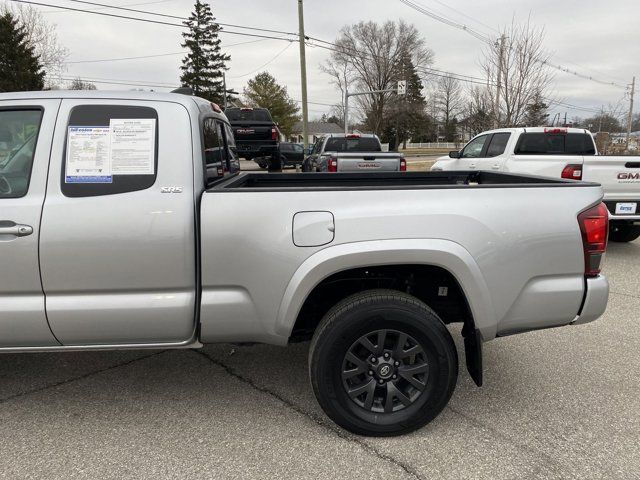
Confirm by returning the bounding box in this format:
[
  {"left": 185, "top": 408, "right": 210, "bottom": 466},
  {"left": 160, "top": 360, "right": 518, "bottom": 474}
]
[
  {"left": 384, "top": 352, "right": 390, "bottom": 359},
  {"left": 392, "top": 374, "right": 397, "bottom": 379},
  {"left": 371, "top": 357, "right": 377, "bottom": 363},
  {"left": 368, "top": 370, "right": 374, "bottom": 376},
  {"left": 394, "top": 361, "right": 400, "bottom": 366},
  {"left": 378, "top": 379, "right": 384, "bottom": 384}
]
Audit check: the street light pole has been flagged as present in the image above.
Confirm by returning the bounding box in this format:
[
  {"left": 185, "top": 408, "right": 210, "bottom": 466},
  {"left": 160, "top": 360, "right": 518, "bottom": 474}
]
[
  {"left": 344, "top": 88, "right": 398, "bottom": 134},
  {"left": 297, "top": 0, "right": 309, "bottom": 149}
]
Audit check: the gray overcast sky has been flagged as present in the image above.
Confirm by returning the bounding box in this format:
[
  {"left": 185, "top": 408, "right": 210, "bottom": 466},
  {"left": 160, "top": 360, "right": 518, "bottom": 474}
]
[{"left": 24, "top": 0, "right": 640, "bottom": 121}]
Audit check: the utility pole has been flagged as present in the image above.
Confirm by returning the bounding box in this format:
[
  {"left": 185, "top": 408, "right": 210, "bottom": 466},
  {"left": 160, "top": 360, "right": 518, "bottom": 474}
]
[
  {"left": 494, "top": 34, "right": 506, "bottom": 129},
  {"left": 626, "top": 76, "right": 635, "bottom": 150},
  {"left": 598, "top": 105, "right": 604, "bottom": 132},
  {"left": 223, "top": 73, "right": 228, "bottom": 109},
  {"left": 297, "top": 0, "right": 309, "bottom": 149}
]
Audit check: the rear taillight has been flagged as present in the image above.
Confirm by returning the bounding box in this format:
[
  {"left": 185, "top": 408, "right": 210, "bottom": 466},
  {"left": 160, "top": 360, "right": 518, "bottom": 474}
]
[
  {"left": 578, "top": 202, "right": 609, "bottom": 277},
  {"left": 327, "top": 156, "right": 338, "bottom": 172},
  {"left": 271, "top": 127, "right": 278, "bottom": 141},
  {"left": 399, "top": 158, "right": 407, "bottom": 171},
  {"left": 562, "top": 164, "right": 583, "bottom": 180}
]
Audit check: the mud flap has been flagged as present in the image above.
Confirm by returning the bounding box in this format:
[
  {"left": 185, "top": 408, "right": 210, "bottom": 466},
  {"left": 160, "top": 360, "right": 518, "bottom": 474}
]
[{"left": 463, "top": 327, "right": 483, "bottom": 387}]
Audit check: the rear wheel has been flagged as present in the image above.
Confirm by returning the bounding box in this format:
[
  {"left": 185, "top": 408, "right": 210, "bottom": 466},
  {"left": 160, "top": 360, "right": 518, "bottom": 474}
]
[
  {"left": 309, "top": 289, "right": 458, "bottom": 436},
  {"left": 609, "top": 223, "right": 640, "bottom": 242}
]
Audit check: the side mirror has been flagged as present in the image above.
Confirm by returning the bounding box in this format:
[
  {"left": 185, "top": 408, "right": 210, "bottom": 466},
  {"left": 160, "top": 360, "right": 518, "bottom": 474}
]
[
  {"left": 449, "top": 150, "right": 461, "bottom": 159},
  {"left": 305, "top": 147, "right": 313, "bottom": 155}
]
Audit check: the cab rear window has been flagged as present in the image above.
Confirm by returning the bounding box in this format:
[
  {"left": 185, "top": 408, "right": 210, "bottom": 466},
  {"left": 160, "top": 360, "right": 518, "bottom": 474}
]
[
  {"left": 514, "top": 133, "right": 596, "bottom": 155},
  {"left": 225, "top": 109, "right": 272, "bottom": 122},
  {"left": 324, "top": 137, "right": 381, "bottom": 152}
]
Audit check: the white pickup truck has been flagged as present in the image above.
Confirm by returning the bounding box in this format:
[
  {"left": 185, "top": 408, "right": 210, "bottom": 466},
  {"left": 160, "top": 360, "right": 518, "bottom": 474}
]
[
  {"left": 432, "top": 127, "right": 640, "bottom": 242},
  {"left": 0, "top": 91, "right": 610, "bottom": 436}
]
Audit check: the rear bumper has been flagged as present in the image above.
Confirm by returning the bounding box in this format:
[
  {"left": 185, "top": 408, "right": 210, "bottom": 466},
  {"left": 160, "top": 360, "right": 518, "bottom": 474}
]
[
  {"left": 604, "top": 200, "right": 640, "bottom": 222},
  {"left": 572, "top": 275, "right": 609, "bottom": 325}
]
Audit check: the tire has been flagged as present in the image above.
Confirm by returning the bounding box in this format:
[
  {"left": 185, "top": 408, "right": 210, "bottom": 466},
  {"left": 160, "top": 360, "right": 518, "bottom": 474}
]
[
  {"left": 309, "top": 289, "right": 458, "bottom": 436},
  {"left": 268, "top": 149, "right": 282, "bottom": 172},
  {"left": 609, "top": 224, "right": 640, "bottom": 242}
]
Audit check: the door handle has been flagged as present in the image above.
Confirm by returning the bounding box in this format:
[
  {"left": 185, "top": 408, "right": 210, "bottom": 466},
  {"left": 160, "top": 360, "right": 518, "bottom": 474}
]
[
  {"left": 0, "top": 223, "right": 33, "bottom": 237},
  {"left": 469, "top": 163, "right": 477, "bottom": 169},
  {"left": 491, "top": 164, "right": 501, "bottom": 170}
]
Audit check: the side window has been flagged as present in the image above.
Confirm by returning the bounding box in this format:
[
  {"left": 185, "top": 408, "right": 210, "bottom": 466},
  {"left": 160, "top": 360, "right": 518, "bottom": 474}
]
[
  {"left": 203, "top": 118, "right": 226, "bottom": 184},
  {"left": 61, "top": 105, "right": 158, "bottom": 197},
  {"left": 293, "top": 144, "right": 304, "bottom": 153},
  {"left": 0, "top": 109, "right": 43, "bottom": 198},
  {"left": 461, "top": 135, "right": 488, "bottom": 158},
  {"left": 485, "top": 133, "right": 511, "bottom": 157}
]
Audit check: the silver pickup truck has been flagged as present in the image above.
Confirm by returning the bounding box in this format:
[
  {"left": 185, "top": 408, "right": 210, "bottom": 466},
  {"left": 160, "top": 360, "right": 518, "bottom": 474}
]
[
  {"left": 0, "top": 91, "right": 609, "bottom": 436},
  {"left": 302, "top": 133, "right": 406, "bottom": 172}
]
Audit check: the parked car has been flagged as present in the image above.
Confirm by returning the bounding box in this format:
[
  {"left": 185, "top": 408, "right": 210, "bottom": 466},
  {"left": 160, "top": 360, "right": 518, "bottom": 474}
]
[
  {"left": 225, "top": 107, "right": 281, "bottom": 171},
  {"left": 302, "top": 133, "right": 406, "bottom": 172},
  {"left": 432, "top": 127, "right": 640, "bottom": 242},
  {"left": 0, "top": 90, "right": 610, "bottom": 437},
  {"left": 254, "top": 142, "right": 305, "bottom": 169}
]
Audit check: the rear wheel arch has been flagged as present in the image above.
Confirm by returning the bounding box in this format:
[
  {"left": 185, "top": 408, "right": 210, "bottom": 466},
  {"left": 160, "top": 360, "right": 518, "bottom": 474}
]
[{"left": 276, "top": 239, "right": 495, "bottom": 342}]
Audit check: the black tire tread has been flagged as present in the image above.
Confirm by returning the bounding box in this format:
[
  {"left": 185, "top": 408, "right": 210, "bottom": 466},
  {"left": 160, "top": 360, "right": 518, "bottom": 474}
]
[{"left": 309, "top": 289, "right": 458, "bottom": 436}]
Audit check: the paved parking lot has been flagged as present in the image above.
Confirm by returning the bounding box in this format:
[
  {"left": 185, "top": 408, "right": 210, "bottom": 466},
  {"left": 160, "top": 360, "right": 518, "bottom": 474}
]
[{"left": 0, "top": 241, "right": 638, "bottom": 479}]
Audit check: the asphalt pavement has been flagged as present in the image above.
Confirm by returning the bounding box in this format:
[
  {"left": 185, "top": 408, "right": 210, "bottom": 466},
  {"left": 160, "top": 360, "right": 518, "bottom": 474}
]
[{"left": 0, "top": 227, "right": 638, "bottom": 479}]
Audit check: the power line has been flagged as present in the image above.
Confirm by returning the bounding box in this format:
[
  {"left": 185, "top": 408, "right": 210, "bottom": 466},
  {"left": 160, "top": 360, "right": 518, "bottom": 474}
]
[
  {"left": 9, "top": 0, "right": 297, "bottom": 42},
  {"left": 64, "top": 0, "right": 299, "bottom": 37},
  {"left": 57, "top": 76, "right": 178, "bottom": 88},
  {"left": 228, "top": 42, "right": 294, "bottom": 79},
  {"left": 63, "top": 39, "right": 271, "bottom": 64},
  {"left": 396, "top": 0, "right": 630, "bottom": 90}
]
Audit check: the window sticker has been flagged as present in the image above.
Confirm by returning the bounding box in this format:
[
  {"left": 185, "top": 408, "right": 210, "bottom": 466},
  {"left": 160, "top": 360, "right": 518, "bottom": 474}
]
[
  {"left": 65, "top": 126, "right": 112, "bottom": 183},
  {"left": 109, "top": 118, "right": 156, "bottom": 175}
]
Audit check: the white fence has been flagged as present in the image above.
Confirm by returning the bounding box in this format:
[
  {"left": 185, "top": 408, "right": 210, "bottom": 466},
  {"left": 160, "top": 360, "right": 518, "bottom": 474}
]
[{"left": 402, "top": 142, "right": 459, "bottom": 149}]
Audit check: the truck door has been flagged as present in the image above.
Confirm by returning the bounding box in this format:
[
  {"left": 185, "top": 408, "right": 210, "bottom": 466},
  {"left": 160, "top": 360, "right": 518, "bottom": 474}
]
[
  {"left": 476, "top": 132, "right": 511, "bottom": 171},
  {"left": 0, "top": 100, "right": 61, "bottom": 347},
  {"left": 39, "top": 100, "right": 197, "bottom": 345},
  {"left": 458, "top": 134, "right": 489, "bottom": 170}
]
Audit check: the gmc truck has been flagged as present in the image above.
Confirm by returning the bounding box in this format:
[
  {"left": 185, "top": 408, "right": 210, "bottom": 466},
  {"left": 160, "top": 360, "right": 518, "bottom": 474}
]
[
  {"left": 0, "top": 91, "right": 609, "bottom": 437},
  {"left": 432, "top": 127, "right": 640, "bottom": 242},
  {"left": 224, "top": 107, "right": 280, "bottom": 170},
  {"left": 302, "top": 133, "right": 406, "bottom": 172}
]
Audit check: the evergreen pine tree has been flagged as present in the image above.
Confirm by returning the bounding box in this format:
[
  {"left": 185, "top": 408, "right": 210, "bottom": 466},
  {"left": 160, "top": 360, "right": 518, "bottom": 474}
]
[
  {"left": 523, "top": 91, "right": 550, "bottom": 126},
  {"left": 382, "top": 49, "right": 429, "bottom": 147},
  {"left": 180, "top": 1, "right": 230, "bottom": 103},
  {"left": 0, "top": 12, "right": 44, "bottom": 92}
]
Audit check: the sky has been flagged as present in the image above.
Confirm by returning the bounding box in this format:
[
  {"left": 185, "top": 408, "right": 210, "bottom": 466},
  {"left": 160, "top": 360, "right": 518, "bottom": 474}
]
[{"left": 16, "top": 0, "right": 640, "bottom": 122}]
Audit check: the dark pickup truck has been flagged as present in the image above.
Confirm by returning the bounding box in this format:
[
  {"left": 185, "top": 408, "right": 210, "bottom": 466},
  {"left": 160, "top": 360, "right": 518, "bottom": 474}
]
[{"left": 225, "top": 107, "right": 280, "bottom": 169}]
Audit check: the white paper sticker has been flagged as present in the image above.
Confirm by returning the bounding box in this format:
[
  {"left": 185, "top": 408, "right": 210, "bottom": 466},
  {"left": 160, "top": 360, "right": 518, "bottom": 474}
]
[
  {"left": 109, "top": 118, "right": 156, "bottom": 175},
  {"left": 65, "top": 126, "right": 112, "bottom": 183}
]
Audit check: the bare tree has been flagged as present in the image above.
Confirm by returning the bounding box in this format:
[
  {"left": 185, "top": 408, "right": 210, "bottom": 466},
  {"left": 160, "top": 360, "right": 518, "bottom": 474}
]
[
  {"left": 1, "top": 3, "right": 69, "bottom": 87},
  {"left": 461, "top": 85, "right": 493, "bottom": 136},
  {"left": 435, "top": 76, "right": 463, "bottom": 140},
  {"left": 68, "top": 77, "right": 97, "bottom": 91},
  {"left": 323, "top": 20, "right": 434, "bottom": 134},
  {"left": 481, "top": 17, "right": 554, "bottom": 127}
]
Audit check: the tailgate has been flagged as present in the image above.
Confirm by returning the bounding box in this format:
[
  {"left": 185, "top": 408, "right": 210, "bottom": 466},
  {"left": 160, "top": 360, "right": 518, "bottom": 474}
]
[
  {"left": 335, "top": 153, "right": 402, "bottom": 172},
  {"left": 232, "top": 121, "right": 273, "bottom": 142},
  {"left": 583, "top": 157, "right": 640, "bottom": 217}
]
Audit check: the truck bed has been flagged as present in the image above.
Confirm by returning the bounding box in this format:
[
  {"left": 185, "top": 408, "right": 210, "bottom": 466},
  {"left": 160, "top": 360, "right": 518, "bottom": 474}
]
[{"left": 210, "top": 171, "right": 600, "bottom": 191}]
